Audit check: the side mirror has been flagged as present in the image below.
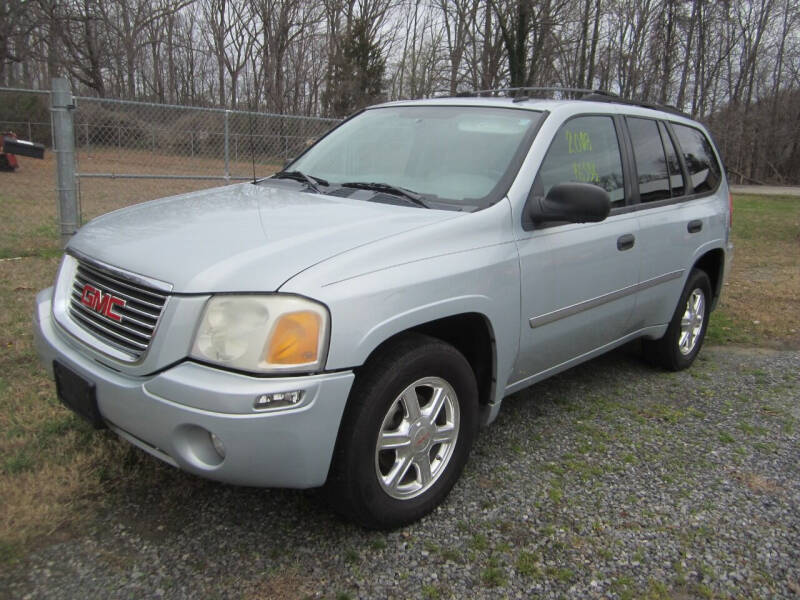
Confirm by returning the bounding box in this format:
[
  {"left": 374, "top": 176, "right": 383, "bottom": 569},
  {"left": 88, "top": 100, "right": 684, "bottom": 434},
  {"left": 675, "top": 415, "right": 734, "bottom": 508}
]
[{"left": 527, "top": 182, "right": 611, "bottom": 225}]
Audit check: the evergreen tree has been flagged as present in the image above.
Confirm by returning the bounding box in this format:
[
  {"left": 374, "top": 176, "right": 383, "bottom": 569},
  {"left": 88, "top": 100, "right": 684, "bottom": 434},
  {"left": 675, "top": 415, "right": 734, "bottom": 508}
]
[{"left": 326, "top": 17, "right": 386, "bottom": 117}]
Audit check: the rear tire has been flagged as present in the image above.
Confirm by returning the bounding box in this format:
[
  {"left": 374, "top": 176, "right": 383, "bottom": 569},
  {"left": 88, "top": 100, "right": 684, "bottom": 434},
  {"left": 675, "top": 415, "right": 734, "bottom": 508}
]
[
  {"left": 643, "top": 268, "right": 711, "bottom": 371},
  {"left": 325, "top": 333, "right": 478, "bottom": 529}
]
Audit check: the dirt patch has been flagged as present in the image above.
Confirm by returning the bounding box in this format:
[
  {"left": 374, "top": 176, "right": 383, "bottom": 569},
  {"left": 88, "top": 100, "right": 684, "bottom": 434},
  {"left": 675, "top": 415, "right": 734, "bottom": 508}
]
[
  {"left": 730, "top": 469, "right": 783, "bottom": 495},
  {"left": 240, "top": 570, "right": 321, "bottom": 600}
]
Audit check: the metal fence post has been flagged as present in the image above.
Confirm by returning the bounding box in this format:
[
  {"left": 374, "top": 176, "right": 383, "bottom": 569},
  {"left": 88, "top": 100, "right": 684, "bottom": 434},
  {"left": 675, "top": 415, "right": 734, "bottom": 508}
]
[
  {"left": 51, "top": 77, "right": 79, "bottom": 247},
  {"left": 49, "top": 98, "right": 55, "bottom": 150},
  {"left": 283, "top": 116, "right": 288, "bottom": 160},
  {"left": 224, "top": 110, "right": 230, "bottom": 180}
]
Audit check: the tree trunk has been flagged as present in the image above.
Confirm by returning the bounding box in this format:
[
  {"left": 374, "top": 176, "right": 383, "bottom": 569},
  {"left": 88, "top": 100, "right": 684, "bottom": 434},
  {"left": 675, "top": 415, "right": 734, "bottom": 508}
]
[
  {"left": 676, "top": 0, "right": 699, "bottom": 112},
  {"left": 586, "top": 0, "right": 601, "bottom": 88}
]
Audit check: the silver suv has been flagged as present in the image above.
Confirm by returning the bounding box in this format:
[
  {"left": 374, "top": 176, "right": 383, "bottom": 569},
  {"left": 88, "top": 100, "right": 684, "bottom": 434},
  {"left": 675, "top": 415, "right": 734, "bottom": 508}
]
[{"left": 34, "top": 91, "right": 732, "bottom": 528}]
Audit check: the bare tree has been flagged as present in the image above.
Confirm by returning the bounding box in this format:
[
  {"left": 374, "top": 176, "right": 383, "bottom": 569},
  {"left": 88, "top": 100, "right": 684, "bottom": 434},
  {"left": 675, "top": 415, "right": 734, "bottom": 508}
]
[
  {"left": 1, "top": 0, "right": 41, "bottom": 86},
  {"left": 439, "top": 0, "right": 479, "bottom": 95},
  {"left": 7, "top": 0, "right": 800, "bottom": 183}
]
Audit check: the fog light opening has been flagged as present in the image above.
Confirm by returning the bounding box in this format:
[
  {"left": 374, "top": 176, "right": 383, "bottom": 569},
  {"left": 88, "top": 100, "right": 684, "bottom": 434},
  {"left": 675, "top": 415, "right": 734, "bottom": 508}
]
[
  {"left": 209, "top": 432, "right": 226, "bottom": 459},
  {"left": 254, "top": 390, "right": 303, "bottom": 410}
]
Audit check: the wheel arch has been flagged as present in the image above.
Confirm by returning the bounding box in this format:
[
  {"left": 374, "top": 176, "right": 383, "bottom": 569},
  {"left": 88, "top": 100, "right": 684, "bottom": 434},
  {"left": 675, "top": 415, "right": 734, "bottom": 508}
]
[
  {"left": 692, "top": 248, "right": 725, "bottom": 311},
  {"left": 354, "top": 312, "right": 498, "bottom": 425},
  {"left": 362, "top": 312, "right": 495, "bottom": 401}
]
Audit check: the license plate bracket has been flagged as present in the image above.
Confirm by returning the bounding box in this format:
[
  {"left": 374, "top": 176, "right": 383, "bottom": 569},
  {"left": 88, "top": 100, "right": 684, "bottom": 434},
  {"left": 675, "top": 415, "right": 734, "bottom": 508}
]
[{"left": 53, "top": 361, "right": 105, "bottom": 429}]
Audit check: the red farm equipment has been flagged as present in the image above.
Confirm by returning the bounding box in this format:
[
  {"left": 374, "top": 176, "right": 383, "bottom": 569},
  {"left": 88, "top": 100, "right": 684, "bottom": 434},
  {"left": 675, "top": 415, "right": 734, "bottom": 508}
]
[{"left": 1, "top": 132, "right": 45, "bottom": 171}]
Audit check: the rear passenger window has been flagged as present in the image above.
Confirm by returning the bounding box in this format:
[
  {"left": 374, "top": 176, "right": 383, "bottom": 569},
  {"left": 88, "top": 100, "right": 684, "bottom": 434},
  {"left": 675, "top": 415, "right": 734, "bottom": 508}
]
[
  {"left": 659, "top": 122, "right": 685, "bottom": 196},
  {"left": 672, "top": 124, "right": 721, "bottom": 193},
  {"left": 536, "top": 116, "right": 626, "bottom": 207},
  {"left": 627, "top": 117, "right": 670, "bottom": 202}
]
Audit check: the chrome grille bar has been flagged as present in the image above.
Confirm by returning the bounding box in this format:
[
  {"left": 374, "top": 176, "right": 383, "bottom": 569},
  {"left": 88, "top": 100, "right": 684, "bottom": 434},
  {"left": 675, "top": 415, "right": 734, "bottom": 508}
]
[
  {"left": 70, "top": 310, "right": 150, "bottom": 351},
  {"left": 70, "top": 284, "right": 159, "bottom": 327},
  {"left": 68, "top": 258, "right": 169, "bottom": 360},
  {"left": 77, "top": 260, "right": 168, "bottom": 298},
  {"left": 74, "top": 270, "right": 166, "bottom": 310},
  {"left": 70, "top": 290, "right": 154, "bottom": 338}
]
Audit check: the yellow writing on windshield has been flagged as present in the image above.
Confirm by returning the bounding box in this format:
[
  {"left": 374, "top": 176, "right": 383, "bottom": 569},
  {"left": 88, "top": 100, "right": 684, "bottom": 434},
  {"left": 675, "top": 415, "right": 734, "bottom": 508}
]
[
  {"left": 566, "top": 130, "right": 592, "bottom": 154},
  {"left": 572, "top": 161, "right": 599, "bottom": 184}
]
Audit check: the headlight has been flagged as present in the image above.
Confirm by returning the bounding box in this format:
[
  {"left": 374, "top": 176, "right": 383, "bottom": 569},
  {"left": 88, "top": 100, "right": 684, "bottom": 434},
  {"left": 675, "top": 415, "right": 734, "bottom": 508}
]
[{"left": 190, "top": 295, "right": 329, "bottom": 373}]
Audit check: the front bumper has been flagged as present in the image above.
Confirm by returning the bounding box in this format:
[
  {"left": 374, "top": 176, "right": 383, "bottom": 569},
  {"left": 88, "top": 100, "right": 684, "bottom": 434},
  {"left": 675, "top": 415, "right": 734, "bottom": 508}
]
[{"left": 34, "top": 287, "right": 354, "bottom": 488}]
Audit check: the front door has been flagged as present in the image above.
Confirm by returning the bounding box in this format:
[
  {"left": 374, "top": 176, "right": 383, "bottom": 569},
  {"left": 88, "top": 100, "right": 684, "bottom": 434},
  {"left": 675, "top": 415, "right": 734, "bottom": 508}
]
[{"left": 512, "top": 114, "right": 639, "bottom": 385}]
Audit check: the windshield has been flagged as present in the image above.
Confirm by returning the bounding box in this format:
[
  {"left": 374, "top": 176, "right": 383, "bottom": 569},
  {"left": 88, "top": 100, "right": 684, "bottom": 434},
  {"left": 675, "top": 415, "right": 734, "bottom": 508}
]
[{"left": 288, "top": 105, "right": 542, "bottom": 209}]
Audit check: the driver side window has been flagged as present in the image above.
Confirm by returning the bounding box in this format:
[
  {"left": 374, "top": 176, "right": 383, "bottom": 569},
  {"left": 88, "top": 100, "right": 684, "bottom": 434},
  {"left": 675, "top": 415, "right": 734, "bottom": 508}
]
[{"left": 535, "top": 115, "right": 626, "bottom": 208}]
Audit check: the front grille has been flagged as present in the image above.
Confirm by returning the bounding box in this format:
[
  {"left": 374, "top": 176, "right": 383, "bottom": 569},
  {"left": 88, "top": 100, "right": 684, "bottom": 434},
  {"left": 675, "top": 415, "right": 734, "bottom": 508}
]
[{"left": 68, "top": 260, "right": 168, "bottom": 359}]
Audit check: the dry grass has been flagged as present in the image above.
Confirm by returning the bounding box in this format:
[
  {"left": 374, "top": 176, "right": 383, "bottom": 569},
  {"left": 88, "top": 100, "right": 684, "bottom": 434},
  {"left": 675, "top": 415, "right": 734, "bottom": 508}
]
[
  {"left": 75, "top": 147, "right": 282, "bottom": 222},
  {"left": 0, "top": 163, "right": 797, "bottom": 564},
  {"left": 0, "top": 158, "right": 58, "bottom": 258},
  {"left": 0, "top": 255, "right": 136, "bottom": 560},
  {"left": 240, "top": 569, "right": 320, "bottom": 600},
  {"left": 0, "top": 255, "right": 91, "bottom": 559},
  {"left": 706, "top": 195, "right": 800, "bottom": 349},
  {"left": 0, "top": 147, "right": 281, "bottom": 258},
  {"left": 0, "top": 148, "right": 283, "bottom": 562},
  {"left": 736, "top": 472, "right": 782, "bottom": 495},
  {"left": 0, "top": 252, "right": 190, "bottom": 562}
]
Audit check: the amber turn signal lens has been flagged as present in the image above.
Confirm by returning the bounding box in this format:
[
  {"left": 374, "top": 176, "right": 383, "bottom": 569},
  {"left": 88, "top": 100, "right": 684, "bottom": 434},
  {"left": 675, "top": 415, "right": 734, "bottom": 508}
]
[{"left": 266, "top": 311, "right": 321, "bottom": 365}]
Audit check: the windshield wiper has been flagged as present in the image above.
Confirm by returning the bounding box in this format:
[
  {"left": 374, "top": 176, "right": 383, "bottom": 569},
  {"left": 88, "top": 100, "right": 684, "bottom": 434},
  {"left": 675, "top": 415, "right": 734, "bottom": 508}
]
[
  {"left": 271, "top": 170, "right": 329, "bottom": 193},
  {"left": 340, "top": 181, "right": 430, "bottom": 208}
]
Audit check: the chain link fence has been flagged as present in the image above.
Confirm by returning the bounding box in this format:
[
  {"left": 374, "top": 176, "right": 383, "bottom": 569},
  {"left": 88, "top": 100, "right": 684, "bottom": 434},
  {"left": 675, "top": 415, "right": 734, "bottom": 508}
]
[
  {"left": 0, "top": 87, "right": 54, "bottom": 258},
  {"left": 0, "top": 84, "right": 339, "bottom": 258}
]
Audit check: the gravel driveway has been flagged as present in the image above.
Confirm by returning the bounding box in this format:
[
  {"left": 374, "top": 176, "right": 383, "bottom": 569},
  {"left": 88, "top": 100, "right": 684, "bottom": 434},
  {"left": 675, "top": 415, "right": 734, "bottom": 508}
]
[{"left": 3, "top": 345, "right": 798, "bottom": 600}]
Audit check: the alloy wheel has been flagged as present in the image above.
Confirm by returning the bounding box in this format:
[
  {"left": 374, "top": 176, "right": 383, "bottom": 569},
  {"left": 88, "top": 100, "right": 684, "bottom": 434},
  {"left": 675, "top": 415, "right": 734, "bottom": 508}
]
[
  {"left": 678, "top": 288, "right": 705, "bottom": 355},
  {"left": 374, "top": 377, "right": 460, "bottom": 500}
]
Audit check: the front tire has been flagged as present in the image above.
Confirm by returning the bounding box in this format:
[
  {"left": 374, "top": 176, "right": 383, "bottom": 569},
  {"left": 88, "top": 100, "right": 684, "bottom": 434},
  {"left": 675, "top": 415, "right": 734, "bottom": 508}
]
[
  {"left": 325, "top": 333, "right": 478, "bottom": 529},
  {"left": 643, "top": 268, "right": 712, "bottom": 371}
]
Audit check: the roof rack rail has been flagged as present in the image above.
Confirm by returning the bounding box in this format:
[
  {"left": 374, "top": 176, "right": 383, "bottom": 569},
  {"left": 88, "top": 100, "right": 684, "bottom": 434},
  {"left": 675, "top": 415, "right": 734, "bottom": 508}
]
[
  {"left": 579, "top": 93, "right": 690, "bottom": 117},
  {"left": 441, "top": 87, "right": 690, "bottom": 117},
  {"left": 464, "top": 87, "right": 615, "bottom": 100}
]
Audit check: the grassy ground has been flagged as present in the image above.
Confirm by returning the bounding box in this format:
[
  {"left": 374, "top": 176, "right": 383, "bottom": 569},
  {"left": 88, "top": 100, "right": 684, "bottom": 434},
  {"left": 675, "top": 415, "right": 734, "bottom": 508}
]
[
  {"left": 705, "top": 195, "right": 800, "bottom": 349},
  {"left": 0, "top": 149, "right": 282, "bottom": 562},
  {"left": 0, "top": 182, "right": 797, "bottom": 566}
]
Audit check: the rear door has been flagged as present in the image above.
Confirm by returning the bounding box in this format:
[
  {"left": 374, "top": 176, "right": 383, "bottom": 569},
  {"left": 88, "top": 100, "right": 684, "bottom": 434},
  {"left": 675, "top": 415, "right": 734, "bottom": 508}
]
[
  {"left": 627, "top": 118, "right": 724, "bottom": 330},
  {"left": 512, "top": 114, "right": 640, "bottom": 383}
]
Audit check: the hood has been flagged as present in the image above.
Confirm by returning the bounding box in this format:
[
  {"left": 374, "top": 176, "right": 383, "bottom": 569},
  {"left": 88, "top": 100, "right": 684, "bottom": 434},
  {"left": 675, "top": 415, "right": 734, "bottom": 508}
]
[{"left": 68, "top": 183, "right": 458, "bottom": 293}]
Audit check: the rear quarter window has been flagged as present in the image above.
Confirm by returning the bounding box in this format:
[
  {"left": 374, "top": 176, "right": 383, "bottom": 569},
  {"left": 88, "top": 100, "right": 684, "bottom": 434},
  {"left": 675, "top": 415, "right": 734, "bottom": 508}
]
[
  {"left": 627, "top": 117, "right": 671, "bottom": 203},
  {"left": 672, "top": 124, "right": 721, "bottom": 194}
]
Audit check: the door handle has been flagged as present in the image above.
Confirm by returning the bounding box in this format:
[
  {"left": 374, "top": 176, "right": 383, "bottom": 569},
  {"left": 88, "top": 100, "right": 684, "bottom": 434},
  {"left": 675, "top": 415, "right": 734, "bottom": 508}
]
[
  {"left": 687, "top": 219, "right": 703, "bottom": 233},
  {"left": 617, "top": 233, "right": 635, "bottom": 251}
]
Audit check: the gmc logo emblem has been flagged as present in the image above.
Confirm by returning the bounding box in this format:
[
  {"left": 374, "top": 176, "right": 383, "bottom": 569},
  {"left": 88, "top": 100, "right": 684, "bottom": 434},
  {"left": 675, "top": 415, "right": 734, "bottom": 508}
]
[{"left": 80, "top": 284, "right": 126, "bottom": 322}]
